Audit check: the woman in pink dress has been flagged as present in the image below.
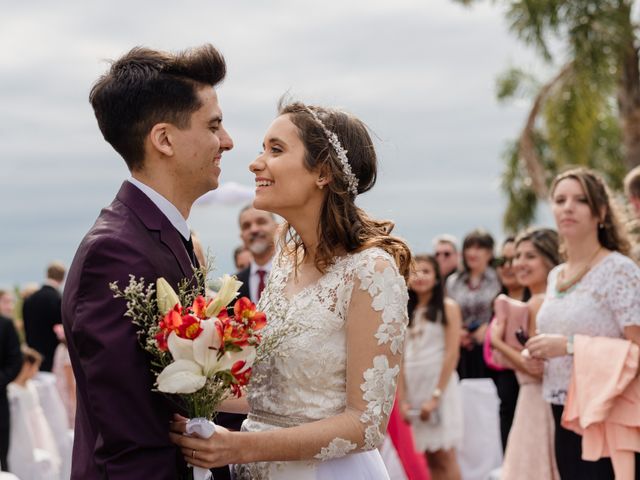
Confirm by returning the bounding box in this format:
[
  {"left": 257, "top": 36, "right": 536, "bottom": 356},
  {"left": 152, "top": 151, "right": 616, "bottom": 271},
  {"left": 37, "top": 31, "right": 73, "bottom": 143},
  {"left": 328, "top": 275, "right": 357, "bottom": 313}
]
[
  {"left": 490, "top": 228, "right": 560, "bottom": 480},
  {"left": 52, "top": 324, "right": 75, "bottom": 428}
]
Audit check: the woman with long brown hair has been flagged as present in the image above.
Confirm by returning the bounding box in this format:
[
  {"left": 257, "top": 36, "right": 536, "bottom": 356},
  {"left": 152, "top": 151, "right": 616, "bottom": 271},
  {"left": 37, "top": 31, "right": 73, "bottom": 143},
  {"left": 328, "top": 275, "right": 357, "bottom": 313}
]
[
  {"left": 527, "top": 168, "right": 640, "bottom": 479},
  {"left": 170, "top": 100, "right": 412, "bottom": 479},
  {"left": 491, "top": 228, "right": 560, "bottom": 480},
  {"left": 401, "top": 254, "right": 463, "bottom": 480}
]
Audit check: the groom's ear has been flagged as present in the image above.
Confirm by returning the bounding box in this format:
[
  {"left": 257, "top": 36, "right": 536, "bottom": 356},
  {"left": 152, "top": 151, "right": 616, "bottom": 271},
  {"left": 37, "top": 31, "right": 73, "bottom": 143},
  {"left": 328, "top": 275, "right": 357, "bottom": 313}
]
[{"left": 149, "top": 123, "right": 174, "bottom": 157}]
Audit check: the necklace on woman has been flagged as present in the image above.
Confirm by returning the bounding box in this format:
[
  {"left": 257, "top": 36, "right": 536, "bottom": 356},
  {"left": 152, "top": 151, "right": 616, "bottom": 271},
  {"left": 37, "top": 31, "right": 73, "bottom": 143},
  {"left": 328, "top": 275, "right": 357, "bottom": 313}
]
[{"left": 556, "top": 246, "right": 602, "bottom": 294}]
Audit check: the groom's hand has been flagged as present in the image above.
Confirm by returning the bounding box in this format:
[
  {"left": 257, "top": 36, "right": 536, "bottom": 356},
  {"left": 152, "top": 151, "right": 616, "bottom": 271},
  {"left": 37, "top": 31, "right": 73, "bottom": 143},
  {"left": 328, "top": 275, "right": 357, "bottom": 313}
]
[{"left": 169, "top": 413, "right": 188, "bottom": 434}]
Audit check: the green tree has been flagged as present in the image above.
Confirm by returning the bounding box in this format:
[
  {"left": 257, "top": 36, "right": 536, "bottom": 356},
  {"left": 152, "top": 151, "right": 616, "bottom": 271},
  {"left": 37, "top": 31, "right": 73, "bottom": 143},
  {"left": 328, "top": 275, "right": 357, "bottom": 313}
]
[{"left": 456, "top": 0, "right": 639, "bottom": 231}]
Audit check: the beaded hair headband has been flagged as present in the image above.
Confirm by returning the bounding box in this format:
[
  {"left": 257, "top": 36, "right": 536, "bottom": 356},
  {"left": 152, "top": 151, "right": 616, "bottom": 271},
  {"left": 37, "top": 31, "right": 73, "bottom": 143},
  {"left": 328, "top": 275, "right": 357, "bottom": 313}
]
[{"left": 305, "top": 107, "right": 359, "bottom": 197}]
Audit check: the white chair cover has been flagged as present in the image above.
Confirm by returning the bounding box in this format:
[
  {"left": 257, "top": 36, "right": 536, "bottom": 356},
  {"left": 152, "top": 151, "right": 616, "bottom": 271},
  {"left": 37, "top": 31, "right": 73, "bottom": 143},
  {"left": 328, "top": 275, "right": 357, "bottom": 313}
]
[
  {"left": 456, "top": 379, "right": 503, "bottom": 480},
  {"left": 7, "top": 382, "right": 60, "bottom": 480},
  {"left": 0, "top": 472, "right": 21, "bottom": 480},
  {"left": 33, "top": 373, "right": 73, "bottom": 480}
]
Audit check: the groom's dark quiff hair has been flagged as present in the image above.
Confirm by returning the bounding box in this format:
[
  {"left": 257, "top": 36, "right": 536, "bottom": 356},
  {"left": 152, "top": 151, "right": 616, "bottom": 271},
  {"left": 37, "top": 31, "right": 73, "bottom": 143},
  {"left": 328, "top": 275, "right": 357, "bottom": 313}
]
[{"left": 89, "top": 44, "right": 226, "bottom": 171}]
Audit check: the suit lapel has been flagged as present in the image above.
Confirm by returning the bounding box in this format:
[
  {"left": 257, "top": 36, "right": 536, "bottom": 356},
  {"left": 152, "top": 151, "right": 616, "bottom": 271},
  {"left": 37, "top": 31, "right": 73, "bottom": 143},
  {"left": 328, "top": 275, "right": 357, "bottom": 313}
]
[
  {"left": 159, "top": 216, "right": 194, "bottom": 278},
  {"left": 116, "top": 181, "right": 194, "bottom": 279}
]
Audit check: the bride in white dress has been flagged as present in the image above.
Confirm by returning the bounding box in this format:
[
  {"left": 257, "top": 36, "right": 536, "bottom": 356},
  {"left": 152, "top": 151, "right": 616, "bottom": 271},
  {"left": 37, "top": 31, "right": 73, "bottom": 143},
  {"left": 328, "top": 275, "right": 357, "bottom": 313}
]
[{"left": 170, "top": 100, "right": 412, "bottom": 479}]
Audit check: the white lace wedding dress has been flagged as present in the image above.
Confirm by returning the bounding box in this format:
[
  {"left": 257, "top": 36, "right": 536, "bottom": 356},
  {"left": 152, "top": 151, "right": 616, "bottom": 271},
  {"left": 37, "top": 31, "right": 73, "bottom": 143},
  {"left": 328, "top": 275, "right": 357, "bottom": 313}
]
[{"left": 232, "top": 247, "right": 408, "bottom": 479}]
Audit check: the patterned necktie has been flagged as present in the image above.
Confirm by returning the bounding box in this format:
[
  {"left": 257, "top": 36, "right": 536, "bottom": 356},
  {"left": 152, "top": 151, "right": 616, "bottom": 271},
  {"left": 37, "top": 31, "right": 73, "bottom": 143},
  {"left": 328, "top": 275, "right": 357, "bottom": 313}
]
[{"left": 256, "top": 269, "right": 267, "bottom": 301}]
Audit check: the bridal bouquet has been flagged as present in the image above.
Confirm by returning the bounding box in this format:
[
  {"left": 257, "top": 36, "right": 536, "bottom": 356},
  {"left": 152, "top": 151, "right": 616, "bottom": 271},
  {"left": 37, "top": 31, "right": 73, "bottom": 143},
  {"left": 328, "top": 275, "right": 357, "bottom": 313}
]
[{"left": 110, "top": 269, "right": 266, "bottom": 480}]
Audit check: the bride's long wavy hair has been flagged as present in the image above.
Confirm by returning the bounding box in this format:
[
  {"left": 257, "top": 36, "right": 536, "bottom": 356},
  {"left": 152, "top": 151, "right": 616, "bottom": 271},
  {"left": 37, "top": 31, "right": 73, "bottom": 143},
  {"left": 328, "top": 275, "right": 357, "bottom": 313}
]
[{"left": 277, "top": 100, "right": 412, "bottom": 280}]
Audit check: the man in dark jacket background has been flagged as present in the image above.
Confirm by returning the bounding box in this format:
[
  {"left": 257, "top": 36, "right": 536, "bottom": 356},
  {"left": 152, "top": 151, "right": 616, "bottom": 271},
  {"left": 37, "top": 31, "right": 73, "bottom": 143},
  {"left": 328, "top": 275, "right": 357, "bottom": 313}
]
[
  {"left": 0, "top": 307, "right": 22, "bottom": 471},
  {"left": 22, "top": 261, "right": 65, "bottom": 371}
]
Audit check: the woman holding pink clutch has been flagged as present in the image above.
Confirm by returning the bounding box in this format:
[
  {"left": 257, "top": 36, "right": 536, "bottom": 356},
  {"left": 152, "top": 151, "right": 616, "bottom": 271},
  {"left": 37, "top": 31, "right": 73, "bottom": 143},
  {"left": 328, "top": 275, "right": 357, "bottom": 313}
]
[{"left": 490, "top": 228, "right": 561, "bottom": 479}]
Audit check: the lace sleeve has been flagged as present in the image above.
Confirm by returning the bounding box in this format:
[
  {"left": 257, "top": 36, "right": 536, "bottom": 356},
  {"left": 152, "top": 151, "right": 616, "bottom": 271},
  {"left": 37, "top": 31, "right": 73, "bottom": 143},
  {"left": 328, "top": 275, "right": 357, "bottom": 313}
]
[
  {"left": 607, "top": 258, "right": 640, "bottom": 328},
  {"left": 313, "top": 254, "right": 408, "bottom": 460}
]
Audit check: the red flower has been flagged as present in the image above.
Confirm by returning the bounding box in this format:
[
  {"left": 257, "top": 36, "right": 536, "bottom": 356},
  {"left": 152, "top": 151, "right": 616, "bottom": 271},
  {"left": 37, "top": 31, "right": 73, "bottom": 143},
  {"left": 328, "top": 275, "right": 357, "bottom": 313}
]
[
  {"left": 230, "top": 360, "right": 252, "bottom": 398},
  {"left": 155, "top": 331, "right": 169, "bottom": 351},
  {"left": 155, "top": 302, "right": 204, "bottom": 349},
  {"left": 159, "top": 304, "right": 183, "bottom": 333},
  {"left": 175, "top": 314, "right": 203, "bottom": 340},
  {"left": 233, "top": 297, "right": 267, "bottom": 331},
  {"left": 190, "top": 295, "right": 211, "bottom": 319},
  {"left": 217, "top": 309, "right": 251, "bottom": 349}
]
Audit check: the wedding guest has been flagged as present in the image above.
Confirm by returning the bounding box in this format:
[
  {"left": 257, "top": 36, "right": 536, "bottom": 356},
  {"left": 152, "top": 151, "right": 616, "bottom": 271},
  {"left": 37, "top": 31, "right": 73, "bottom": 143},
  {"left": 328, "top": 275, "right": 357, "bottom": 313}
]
[
  {"left": 233, "top": 246, "right": 252, "bottom": 271},
  {"left": 235, "top": 206, "right": 278, "bottom": 303},
  {"left": 0, "top": 290, "right": 14, "bottom": 319},
  {"left": 19, "top": 283, "right": 39, "bottom": 300},
  {"left": 52, "top": 324, "right": 76, "bottom": 428},
  {"left": 22, "top": 261, "right": 65, "bottom": 371},
  {"left": 7, "top": 346, "right": 61, "bottom": 479},
  {"left": 527, "top": 168, "right": 640, "bottom": 479},
  {"left": 401, "top": 254, "right": 463, "bottom": 480},
  {"left": 624, "top": 165, "right": 640, "bottom": 218},
  {"left": 433, "top": 235, "right": 460, "bottom": 281},
  {"left": 490, "top": 228, "right": 560, "bottom": 479},
  {"left": 491, "top": 236, "right": 527, "bottom": 451},
  {"left": 0, "top": 310, "right": 21, "bottom": 471},
  {"left": 191, "top": 230, "right": 206, "bottom": 267},
  {"left": 446, "top": 229, "right": 501, "bottom": 379}
]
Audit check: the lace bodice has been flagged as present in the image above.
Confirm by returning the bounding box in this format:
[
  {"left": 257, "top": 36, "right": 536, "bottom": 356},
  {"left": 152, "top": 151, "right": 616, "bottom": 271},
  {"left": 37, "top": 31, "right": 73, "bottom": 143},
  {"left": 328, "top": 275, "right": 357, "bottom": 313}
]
[
  {"left": 242, "top": 247, "right": 408, "bottom": 466},
  {"left": 537, "top": 252, "right": 640, "bottom": 404}
]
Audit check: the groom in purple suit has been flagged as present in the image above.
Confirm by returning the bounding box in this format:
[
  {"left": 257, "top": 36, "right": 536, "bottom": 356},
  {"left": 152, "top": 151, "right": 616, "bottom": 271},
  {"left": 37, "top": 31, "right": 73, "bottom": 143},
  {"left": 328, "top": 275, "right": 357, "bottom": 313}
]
[{"left": 62, "top": 45, "right": 233, "bottom": 479}]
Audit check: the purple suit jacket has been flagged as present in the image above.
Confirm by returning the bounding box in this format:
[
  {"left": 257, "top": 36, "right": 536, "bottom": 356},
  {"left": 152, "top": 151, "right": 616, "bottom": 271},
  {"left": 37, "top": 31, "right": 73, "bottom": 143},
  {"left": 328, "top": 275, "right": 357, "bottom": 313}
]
[{"left": 62, "top": 181, "right": 195, "bottom": 480}]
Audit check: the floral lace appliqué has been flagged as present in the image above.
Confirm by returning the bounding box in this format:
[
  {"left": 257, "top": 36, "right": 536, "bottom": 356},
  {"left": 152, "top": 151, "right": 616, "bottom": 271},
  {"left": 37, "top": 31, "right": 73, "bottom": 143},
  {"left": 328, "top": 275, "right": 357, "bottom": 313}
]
[
  {"left": 314, "top": 438, "right": 357, "bottom": 460},
  {"left": 359, "top": 354, "right": 400, "bottom": 449},
  {"left": 357, "top": 260, "right": 408, "bottom": 355}
]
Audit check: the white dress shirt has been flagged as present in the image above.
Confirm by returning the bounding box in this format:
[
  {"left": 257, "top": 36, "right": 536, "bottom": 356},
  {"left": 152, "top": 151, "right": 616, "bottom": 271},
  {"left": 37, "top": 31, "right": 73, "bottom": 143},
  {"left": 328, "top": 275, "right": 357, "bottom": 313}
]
[{"left": 127, "top": 177, "right": 190, "bottom": 240}]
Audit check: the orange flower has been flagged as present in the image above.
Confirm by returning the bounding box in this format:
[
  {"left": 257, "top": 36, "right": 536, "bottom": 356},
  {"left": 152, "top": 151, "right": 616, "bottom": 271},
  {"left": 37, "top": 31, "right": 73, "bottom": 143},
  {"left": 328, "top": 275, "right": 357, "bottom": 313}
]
[
  {"left": 156, "top": 303, "right": 204, "bottom": 350},
  {"left": 190, "top": 295, "right": 211, "bottom": 319},
  {"left": 233, "top": 297, "right": 267, "bottom": 331},
  {"left": 176, "top": 314, "right": 203, "bottom": 340},
  {"left": 230, "top": 360, "right": 252, "bottom": 397},
  {"left": 159, "top": 304, "right": 183, "bottom": 333}
]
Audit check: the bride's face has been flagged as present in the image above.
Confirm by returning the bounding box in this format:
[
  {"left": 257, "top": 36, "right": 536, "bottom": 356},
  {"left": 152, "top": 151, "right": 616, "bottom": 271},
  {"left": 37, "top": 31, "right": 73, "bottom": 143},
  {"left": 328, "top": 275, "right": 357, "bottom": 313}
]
[{"left": 249, "top": 114, "right": 324, "bottom": 217}]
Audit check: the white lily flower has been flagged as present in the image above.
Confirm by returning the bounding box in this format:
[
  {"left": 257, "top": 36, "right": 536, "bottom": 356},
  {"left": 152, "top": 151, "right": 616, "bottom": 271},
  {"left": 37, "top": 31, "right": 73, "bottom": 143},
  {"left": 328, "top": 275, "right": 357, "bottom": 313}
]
[
  {"left": 167, "top": 332, "right": 195, "bottom": 362},
  {"left": 218, "top": 345, "right": 257, "bottom": 373},
  {"left": 156, "top": 359, "right": 206, "bottom": 394},
  {"left": 193, "top": 318, "right": 224, "bottom": 376},
  {"left": 156, "top": 278, "right": 180, "bottom": 314},
  {"left": 206, "top": 274, "right": 243, "bottom": 317}
]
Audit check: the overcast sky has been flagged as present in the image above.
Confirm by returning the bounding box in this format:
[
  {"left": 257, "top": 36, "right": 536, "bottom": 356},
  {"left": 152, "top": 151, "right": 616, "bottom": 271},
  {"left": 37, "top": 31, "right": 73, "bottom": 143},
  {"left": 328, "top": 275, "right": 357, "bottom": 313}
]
[{"left": 0, "top": 0, "right": 549, "bottom": 286}]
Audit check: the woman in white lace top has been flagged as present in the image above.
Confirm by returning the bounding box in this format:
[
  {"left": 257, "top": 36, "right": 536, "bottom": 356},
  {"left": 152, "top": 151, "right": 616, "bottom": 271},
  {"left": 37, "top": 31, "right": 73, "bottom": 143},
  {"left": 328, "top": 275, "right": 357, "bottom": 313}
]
[
  {"left": 170, "top": 101, "right": 412, "bottom": 479},
  {"left": 527, "top": 168, "right": 640, "bottom": 480}
]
